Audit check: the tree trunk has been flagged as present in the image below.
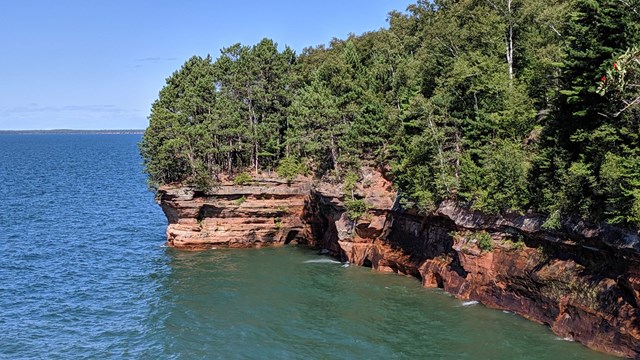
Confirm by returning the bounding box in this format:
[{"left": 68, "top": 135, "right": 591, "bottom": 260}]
[
  {"left": 454, "top": 130, "right": 461, "bottom": 183},
  {"left": 255, "top": 142, "right": 259, "bottom": 174},
  {"left": 506, "top": 0, "right": 514, "bottom": 84},
  {"left": 486, "top": 0, "right": 515, "bottom": 83},
  {"left": 330, "top": 134, "right": 340, "bottom": 172},
  {"left": 186, "top": 136, "right": 197, "bottom": 177},
  {"left": 247, "top": 97, "right": 259, "bottom": 174},
  {"left": 227, "top": 139, "right": 233, "bottom": 175}
]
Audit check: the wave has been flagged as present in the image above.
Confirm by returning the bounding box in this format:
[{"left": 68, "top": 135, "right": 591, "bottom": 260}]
[
  {"left": 461, "top": 300, "right": 479, "bottom": 306},
  {"left": 303, "top": 259, "right": 342, "bottom": 264},
  {"left": 555, "top": 337, "right": 574, "bottom": 342}
]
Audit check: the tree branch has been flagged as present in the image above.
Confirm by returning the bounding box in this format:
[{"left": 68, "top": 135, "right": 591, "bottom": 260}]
[{"left": 615, "top": 95, "right": 640, "bottom": 117}]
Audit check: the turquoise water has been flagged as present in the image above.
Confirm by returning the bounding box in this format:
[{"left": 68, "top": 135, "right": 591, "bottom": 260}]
[{"left": 0, "top": 134, "right": 615, "bottom": 359}]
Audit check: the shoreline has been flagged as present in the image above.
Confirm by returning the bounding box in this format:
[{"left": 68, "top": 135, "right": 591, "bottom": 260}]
[{"left": 156, "top": 170, "right": 640, "bottom": 358}]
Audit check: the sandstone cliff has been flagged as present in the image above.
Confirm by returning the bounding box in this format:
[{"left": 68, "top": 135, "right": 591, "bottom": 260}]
[
  {"left": 157, "top": 171, "right": 640, "bottom": 358},
  {"left": 158, "top": 178, "right": 313, "bottom": 249}
]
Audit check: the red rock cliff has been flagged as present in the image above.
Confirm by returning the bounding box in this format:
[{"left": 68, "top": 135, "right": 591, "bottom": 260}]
[
  {"left": 157, "top": 178, "right": 314, "bottom": 249},
  {"left": 158, "top": 171, "right": 640, "bottom": 358}
]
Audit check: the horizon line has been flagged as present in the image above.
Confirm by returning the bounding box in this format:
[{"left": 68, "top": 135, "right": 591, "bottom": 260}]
[{"left": 0, "top": 129, "right": 145, "bottom": 133}]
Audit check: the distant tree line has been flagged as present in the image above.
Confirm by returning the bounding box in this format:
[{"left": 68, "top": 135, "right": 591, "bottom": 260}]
[{"left": 140, "top": 0, "right": 640, "bottom": 229}]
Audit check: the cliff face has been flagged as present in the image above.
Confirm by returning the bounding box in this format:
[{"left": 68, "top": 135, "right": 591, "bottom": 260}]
[
  {"left": 157, "top": 179, "right": 314, "bottom": 249},
  {"left": 157, "top": 172, "right": 640, "bottom": 358}
]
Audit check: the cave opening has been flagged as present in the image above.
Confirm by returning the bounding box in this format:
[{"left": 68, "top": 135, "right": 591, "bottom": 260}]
[
  {"left": 284, "top": 230, "right": 299, "bottom": 245},
  {"left": 362, "top": 258, "right": 373, "bottom": 268},
  {"left": 434, "top": 273, "right": 444, "bottom": 289}
]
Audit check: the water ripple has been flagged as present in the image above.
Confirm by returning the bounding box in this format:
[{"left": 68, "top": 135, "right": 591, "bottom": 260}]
[{"left": 0, "top": 135, "right": 615, "bottom": 360}]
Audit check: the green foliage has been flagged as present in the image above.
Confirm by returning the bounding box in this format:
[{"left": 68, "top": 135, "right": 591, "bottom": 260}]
[
  {"left": 276, "top": 156, "right": 307, "bottom": 181},
  {"left": 343, "top": 171, "right": 359, "bottom": 197},
  {"left": 503, "top": 237, "right": 525, "bottom": 251},
  {"left": 460, "top": 140, "right": 531, "bottom": 213},
  {"left": 531, "top": 0, "right": 640, "bottom": 227},
  {"left": 542, "top": 210, "right": 562, "bottom": 230},
  {"left": 344, "top": 198, "right": 369, "bottom": 220},
  {"left": 403, "top": 188, "right": 436, "bottom": 214},
  {"left": 188, "top": 161, "right": 217, "bottom": 192},
  {"left": 597, "top": 47, "right": 640, "bottom": 98},
  {"left": 233, "top": 172, "right": 253, "bottom": 185},
  {"left": 234, "top": 195, "right": 247, "bottom": 206},
  {"left": 139, "top": 55, "right": 216, "bottom": 188},
  {"left": 140, "top": 1, "right": 640, "bottom": 229},
  {"left": 560, "top": 160, "right": 597, "bottom": 219},
  {"left": 512, "top": 239, "right": 525, "bottom": 250},
  {"left": 471, "top": 231, "right": 494, "bottom": 252},
  {"left": 600, "top": 152, "right": 640, "bottom": 224}
]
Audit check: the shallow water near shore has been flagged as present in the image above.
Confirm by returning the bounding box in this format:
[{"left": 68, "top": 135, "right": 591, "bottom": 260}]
[{"left": 0, "top": 134, "right": 615, "bottom": 359}]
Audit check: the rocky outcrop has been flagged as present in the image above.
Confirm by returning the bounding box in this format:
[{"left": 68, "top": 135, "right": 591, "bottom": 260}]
[
  {"left": 157, "top": 170, "right": 640, "bottom": 358},
  {"left": 157, "top": 178, "right": 313, "bottom": 249}
]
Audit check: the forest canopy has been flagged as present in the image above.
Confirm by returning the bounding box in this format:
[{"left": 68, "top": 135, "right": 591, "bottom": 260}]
[{"left": 140, "top": 0, "right": 640, "bottom": 228}]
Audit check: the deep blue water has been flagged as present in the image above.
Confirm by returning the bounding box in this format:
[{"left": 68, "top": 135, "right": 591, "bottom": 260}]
[{"left": 0, "top": 134, "right": 615, "bottom": 359}]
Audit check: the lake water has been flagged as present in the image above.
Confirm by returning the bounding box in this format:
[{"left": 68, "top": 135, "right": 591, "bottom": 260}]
[{"left": 0, "top": 134, "right": 615, "bottom": 359}]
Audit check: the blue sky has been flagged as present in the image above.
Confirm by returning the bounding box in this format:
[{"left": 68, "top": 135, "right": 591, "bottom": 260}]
[{"left": 0, "top": 1, "right": 414, "bottom": 130}]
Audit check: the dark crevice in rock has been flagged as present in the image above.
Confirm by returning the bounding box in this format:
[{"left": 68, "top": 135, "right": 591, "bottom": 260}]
[{"left": 284, "top": 230, "right": 299, "bottom": 245}]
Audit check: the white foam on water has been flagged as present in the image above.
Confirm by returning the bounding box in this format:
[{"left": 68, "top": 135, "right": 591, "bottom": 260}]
[
  {"left": 341, "top": 263, "right": 350, "bottom": 268},
  {"left": 555, "top": 337, "right": 574, "bottom": 342},
  {"left": 461, "top": 300, "right": 479, "bottom": 306},
  {"left": 303, "top": 259, "right": 342, "bottom": 264}
]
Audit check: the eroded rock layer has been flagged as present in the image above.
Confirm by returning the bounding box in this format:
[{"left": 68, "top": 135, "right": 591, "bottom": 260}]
[
  {"left": 158, "top": 171, "right": 640, "bottom": 358},
  {"left": 158, "top": 179, "right": 313, "bottom": 249}
]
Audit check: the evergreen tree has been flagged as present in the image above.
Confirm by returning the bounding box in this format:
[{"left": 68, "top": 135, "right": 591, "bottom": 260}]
[{"left": 140, "top": 0, "right": 640, "bottom": 228}]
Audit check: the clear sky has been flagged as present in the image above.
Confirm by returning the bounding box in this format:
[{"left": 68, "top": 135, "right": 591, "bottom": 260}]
[{"left": 0, "top": 1, "right": 414, "bottom": 130}]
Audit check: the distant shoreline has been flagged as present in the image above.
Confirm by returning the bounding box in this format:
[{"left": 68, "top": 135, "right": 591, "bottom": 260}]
[{"left": 0, "top": 129, "right": 145, "bottom": 135}]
